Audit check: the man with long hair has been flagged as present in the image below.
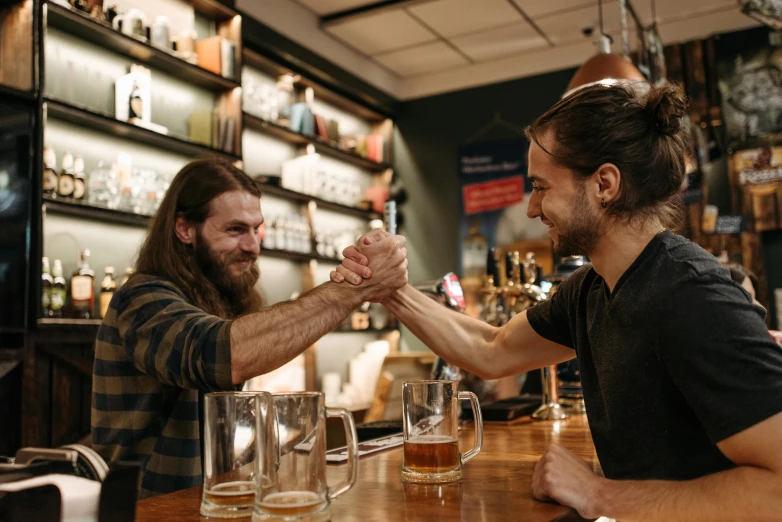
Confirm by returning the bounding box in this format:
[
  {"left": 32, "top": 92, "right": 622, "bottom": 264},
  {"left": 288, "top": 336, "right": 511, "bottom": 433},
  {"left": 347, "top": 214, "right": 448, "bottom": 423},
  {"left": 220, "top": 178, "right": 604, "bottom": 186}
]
[
  {"left": 92, "top": 159, "right": 408, "bottom": 498},
  {"left": 334, "top": 82, "right": 782, "bottom": 520}
]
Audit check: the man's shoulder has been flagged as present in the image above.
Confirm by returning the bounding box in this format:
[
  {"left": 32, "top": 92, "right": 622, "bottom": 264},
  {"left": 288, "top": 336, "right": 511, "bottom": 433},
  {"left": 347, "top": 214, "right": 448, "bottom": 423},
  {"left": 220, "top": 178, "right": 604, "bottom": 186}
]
[
  {"left": 112, "top": 274, "right": 190, "bottom": 313},
  {"left": 654, "top": 231, "right": 728, "bottom": 284}
]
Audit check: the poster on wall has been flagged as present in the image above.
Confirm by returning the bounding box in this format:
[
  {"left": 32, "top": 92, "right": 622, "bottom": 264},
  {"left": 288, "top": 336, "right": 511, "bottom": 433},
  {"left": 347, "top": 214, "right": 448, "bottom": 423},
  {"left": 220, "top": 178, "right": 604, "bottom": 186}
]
[
  {"left": 717, "top": 27, "right": 782, "bottom": 148},
  {"left": 457, "top": 140, "right": 528, "bottom": 282},
  {"left": 716, "top": 27, "right": 782, "bottom": 232},
  {"left": 730, "top": 146, "right": 782, "bottom": 231}
]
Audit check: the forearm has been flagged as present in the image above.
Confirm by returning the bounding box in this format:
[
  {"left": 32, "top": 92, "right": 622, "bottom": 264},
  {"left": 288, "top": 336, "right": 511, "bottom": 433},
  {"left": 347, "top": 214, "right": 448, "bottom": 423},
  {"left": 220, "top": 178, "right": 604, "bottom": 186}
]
[
  {"left": 382, "top": 284, "right": 501, "bottom": 378},
  {"left": 230, "top": 282, "right": 368, "bottom": 383},
  {"left": 597, "top": 466, "right": 782, "bottom": 521}
]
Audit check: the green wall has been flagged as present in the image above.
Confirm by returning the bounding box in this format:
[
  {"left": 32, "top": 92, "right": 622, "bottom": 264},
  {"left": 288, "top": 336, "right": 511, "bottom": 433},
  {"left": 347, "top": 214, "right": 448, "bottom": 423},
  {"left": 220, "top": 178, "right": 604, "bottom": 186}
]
[{"left": 393, "top": 68, "right": 576, "bottom": 351}]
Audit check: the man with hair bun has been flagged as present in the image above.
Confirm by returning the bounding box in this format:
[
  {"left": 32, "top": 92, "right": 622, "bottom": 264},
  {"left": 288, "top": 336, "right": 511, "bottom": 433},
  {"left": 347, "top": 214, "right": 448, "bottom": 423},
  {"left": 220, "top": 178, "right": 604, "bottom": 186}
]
[{"left": 333, "top": 82, "right": 782, "bottom": 520}]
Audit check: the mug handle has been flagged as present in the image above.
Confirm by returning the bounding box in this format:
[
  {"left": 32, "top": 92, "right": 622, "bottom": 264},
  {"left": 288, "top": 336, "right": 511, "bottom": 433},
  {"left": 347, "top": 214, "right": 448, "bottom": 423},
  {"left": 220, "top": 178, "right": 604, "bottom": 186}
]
[
  {"left": 458, "top": 391, "right": 483, "bottom": 465},
  {"left": 112, "top": 15, "right": 122, "bottom": 31},
  {"left": 326, "top": 407, "right": 358, "bottom": 500}
]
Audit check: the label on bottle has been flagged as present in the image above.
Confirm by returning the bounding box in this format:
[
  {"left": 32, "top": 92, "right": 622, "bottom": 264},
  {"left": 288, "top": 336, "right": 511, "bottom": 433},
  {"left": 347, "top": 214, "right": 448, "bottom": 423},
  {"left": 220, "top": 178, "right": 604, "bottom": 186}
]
[
  {"left": 43, "top": 170, "right": 58, "bottom": 193},
  {"left": 100, "top": 291, "right": 114, "bottom": 319},
  {"left": 51, "top": 288, "right": 65, "bottom": 311},
  {"left": 59, "top": 175, "right": 75, "bottom": 197},
  {"left": 73, "top": 178, "right": 85, "bottom": 199},
  {"left": 71, "top": 275, "right": 92, "bottom": 301},
  {"left": 42, "top": 288, "right": 52, "bottom": 312}
]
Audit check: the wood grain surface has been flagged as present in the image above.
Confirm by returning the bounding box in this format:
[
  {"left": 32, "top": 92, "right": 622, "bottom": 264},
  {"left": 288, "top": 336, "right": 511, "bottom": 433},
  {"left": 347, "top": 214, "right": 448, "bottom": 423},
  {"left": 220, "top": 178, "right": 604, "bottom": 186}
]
[{"left": 135, "top": 414, "right": 598, "bottom": 521}]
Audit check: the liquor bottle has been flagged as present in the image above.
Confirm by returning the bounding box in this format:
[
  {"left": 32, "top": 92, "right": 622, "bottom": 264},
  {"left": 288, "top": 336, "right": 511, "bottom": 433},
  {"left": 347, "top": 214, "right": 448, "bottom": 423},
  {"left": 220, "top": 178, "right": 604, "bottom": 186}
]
[
  {"left": 51, "top": 259, "right": 66, "bottom": 319},
  {"left": 42, "top": 257, "right": 53, "bottom": 318},
  {"left": 129, "top": 81, "right": 144, "bottom": 120},
  {"left": 43, "top": 146, "right": 58, "bottom": 197},
  {"left": 71, "top": 249, "right": 95, "bottom": 319},
  {"left": 121, "top": 267, "right": 134, "bottom": 287},
  {"left": 73, "top": 155, "right": 86, "bottom": 201},
  {"left": 58, "top": 152, "right": 75, "bottom": 199},
  {"left": 99, "top": 267, "right": 116, "bottom": 319}
]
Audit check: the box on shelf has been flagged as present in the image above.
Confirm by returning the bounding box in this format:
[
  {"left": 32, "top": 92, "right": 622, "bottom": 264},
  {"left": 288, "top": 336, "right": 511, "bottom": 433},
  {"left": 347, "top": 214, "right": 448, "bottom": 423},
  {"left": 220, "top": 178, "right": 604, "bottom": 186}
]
[
  {"left": 196, "top": 35, "right": 235, "bottom": 80},
  {"left": 281, "top": 153, "right": 320, "bottom": 195},
  {"left": 188, "top": 110, "right": 236, "bottom": 153}
]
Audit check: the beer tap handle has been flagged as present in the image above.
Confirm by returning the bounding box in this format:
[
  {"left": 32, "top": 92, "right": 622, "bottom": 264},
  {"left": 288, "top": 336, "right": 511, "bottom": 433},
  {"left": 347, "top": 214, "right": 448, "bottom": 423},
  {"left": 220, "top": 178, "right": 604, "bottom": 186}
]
[
  {"left": 486, "top": 247, "right": 499, "bottom": 289},
  {"left": 524, "top": 252, "right": 538, "bottom": 285},
  {"left": 504, "top": 251, "right": 514, "bottom": 287}
]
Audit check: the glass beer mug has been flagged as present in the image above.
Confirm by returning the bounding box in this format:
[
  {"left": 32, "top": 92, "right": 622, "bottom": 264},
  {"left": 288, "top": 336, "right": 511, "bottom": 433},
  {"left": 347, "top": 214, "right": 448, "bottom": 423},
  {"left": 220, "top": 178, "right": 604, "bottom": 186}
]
[
  {"left": 402, "top": 381, "right": 483, "bottom": 484},
  {"left": 201, "top": 391, "right": 274, "bottom": 518},
  {"left": 253, "top": 392, "right": 358, "bottom": 522}
]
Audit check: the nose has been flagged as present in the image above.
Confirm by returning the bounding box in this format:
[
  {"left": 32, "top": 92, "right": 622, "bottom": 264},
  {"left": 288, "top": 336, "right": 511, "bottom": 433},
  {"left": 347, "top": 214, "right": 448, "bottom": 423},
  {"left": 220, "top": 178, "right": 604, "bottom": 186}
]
[
  {"left": 527, "top": 190, "right": 541, "bottom": 219},
  {"left": 241, "top": 230, "right": 261, "bottom": 256}
]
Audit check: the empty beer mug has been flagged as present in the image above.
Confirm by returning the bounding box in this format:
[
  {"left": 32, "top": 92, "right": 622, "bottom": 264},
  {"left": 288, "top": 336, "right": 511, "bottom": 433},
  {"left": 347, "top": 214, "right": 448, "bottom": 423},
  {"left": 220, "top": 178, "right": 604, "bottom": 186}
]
[
  {"left": 201, "top": 391, "right": 274, "bottom": 518},
  {"left": 253, "top": 392, "right": 358, "bottom": 522},
  {"left": 402, "top": 380, "right": 483, "bottom": 484}
]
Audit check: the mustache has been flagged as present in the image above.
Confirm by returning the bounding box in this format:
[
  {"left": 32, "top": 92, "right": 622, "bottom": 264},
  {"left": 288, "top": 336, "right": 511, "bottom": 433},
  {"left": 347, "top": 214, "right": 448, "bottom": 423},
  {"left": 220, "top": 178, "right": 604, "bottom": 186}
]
[{"left": 228, "top": 252, "right": 258, "bottom": 264}]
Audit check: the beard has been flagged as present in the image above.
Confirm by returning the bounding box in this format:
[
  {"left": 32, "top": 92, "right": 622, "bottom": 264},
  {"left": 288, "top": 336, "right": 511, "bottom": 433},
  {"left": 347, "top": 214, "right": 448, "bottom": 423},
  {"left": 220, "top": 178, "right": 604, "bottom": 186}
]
[
  {"left": 551, "top": 183, "right": 601, "bottom": 257},
  {"left": 193, "top": 230, "right": 262, "bottom": 318}
]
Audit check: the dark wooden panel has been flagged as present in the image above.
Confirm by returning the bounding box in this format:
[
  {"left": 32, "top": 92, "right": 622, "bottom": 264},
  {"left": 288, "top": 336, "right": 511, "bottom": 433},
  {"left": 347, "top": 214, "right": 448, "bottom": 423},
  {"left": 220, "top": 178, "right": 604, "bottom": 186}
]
[
  {"left": 683, "top": 40, "right": 709, "bottom": 121},
  {"left": 664, "top": 43, "right": 684, "bottom": 85},
  {"left": 51, "top": 358, "right": 81, "bottom": 447},
  {"left": 22, "top": 336, "right": 51, "bottom": 447}
]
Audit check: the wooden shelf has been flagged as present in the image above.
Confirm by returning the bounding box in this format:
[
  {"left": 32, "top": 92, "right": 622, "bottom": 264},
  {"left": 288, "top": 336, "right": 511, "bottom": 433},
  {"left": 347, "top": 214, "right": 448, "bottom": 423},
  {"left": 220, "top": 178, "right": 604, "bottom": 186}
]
[
  {"left": 45, "top": 2, "right": 240, "bottom": 92},
  {"left": 257, "top": 181, "right": 381, "bottom": 220},
  {"left": 44, "top": 196, "right": 151, "bottom": 227},
  {"left": 262, "top": 248, "right": 342, "bottom": 265},
  {"left": 45, "top": 98, "right": 240, "bottom": 161},
  {"left": 243, "top": 112, "right": 391, "bottom": 173}
]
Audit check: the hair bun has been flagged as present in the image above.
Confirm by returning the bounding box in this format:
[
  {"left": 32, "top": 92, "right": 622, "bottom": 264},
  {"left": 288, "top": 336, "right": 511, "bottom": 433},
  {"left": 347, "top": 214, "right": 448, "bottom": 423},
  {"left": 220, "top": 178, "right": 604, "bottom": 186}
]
[{"left": 645, "top": 83, "right": 688, "bottom": 136}]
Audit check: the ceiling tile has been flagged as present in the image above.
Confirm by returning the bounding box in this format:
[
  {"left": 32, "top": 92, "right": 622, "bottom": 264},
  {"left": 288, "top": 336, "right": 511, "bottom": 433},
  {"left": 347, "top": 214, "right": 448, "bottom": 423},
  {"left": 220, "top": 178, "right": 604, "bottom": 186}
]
[
  {"left": 632, "top": 0, "right": 739, "bottom": 25},
  {"left": 295, "top": 0, "right": 380, "bottom": 16},
  {"left": 374, "top": 41, "right": 469, "bottom": 76},
  {"left": 451, "top": 22, "right": 549, "bottom": 62},
  {"left": 535, "top": 1, "right": 623, "bottom": 46},
  {"left": 511, "top": 0, "right": 598, "bottom": 19},
  {"left": 656, "top": 7, "right": 760, "bottom": 44},
  {"left": 408, "top": 0, "right": 525, "bottom": 37},
  {"left": 324, "top": 10, "right": 437, "bottom": 55}
]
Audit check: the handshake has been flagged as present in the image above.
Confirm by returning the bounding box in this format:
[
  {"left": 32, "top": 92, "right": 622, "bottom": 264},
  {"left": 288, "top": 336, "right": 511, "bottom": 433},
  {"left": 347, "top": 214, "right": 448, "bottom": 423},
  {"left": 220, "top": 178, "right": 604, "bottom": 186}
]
[{"left": 330, "top": 229, "right": 408, "bottom": 302}]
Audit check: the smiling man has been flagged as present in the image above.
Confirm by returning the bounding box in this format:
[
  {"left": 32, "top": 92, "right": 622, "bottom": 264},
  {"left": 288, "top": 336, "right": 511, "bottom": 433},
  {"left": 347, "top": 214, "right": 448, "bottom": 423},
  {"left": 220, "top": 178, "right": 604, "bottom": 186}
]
[
  {"left": 92, "top": 158, "right": 408, "bottom": 498},
  {"left": 332, "top": 82, "right": 782, "bottom": 520}
]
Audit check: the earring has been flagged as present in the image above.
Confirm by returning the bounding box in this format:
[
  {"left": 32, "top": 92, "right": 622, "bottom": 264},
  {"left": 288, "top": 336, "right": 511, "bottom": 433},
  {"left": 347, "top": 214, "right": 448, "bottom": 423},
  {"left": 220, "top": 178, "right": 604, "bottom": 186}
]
[{"left": 601, "top": 199, "right": 607, "bottom": 209}]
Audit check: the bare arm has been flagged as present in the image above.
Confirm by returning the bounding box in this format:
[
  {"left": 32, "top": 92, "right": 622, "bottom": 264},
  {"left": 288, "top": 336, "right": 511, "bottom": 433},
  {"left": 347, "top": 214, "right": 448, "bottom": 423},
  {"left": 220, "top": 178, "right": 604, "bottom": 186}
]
[
  {"left": 332, "top": 233, "right": 573, "bottom": 379},
  {"left": 230, "top": 235, "right": 407, "bottom": 383},
  {"left": 381, "top": 285, "right": 574, "bottom": 379},
  {"left": 534, "top": 412, "right": 782, "bottom": 521}
]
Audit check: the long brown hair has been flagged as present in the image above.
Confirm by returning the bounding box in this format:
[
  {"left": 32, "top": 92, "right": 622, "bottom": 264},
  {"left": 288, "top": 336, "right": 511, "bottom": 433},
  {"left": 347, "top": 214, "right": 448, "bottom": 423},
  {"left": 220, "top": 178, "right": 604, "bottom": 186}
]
[
  {"left": 526, "top": 81, "right": 689, "bottom": 229},
  {"left": 135, "top": 157, "right": 262, "bottom": 317}
]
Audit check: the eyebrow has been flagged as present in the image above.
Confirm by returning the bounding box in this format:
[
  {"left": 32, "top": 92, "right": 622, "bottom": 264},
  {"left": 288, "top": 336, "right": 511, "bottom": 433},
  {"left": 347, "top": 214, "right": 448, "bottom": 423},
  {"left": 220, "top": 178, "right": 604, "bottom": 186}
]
[
  {"left": 527, "top": 174, "right": 545, "bottom": 184},
  {"left": 226, "top": 218, "right": 264, "bottom": 228}
]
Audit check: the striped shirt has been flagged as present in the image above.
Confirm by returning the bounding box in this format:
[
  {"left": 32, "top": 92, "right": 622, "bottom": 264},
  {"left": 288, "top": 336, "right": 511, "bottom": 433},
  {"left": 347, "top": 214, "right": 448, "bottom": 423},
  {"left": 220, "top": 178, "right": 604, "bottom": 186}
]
[{"left": 92, "top": 275, "right": 236, "bottom": 499}]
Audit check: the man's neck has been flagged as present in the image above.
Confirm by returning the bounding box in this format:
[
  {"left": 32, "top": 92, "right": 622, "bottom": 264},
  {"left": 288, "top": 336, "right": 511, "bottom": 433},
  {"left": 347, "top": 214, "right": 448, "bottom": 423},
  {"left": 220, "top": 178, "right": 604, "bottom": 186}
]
[{"left": 588, "top": 220, "right": 665, "bottom": 293}]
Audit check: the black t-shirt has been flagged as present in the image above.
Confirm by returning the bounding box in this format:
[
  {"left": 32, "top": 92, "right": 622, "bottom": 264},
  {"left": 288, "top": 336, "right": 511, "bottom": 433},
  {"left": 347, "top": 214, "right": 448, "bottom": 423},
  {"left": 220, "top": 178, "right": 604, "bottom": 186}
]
[{"left": 527, "top": 231, "right": 782, "bottom": 481}]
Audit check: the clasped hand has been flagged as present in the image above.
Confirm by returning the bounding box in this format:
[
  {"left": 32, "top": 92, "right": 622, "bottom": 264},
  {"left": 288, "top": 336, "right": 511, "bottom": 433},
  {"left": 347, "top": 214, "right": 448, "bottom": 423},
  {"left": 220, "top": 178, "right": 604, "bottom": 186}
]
[{"left": 330, "top": 229, "right": 407, "bottom": 302}]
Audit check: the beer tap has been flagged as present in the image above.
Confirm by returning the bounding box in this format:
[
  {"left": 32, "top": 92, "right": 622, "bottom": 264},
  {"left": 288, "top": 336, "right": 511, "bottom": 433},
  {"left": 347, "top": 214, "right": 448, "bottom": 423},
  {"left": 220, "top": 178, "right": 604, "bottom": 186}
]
[{"left": 480, "top": 248, "right": 501, "bottom": 326}]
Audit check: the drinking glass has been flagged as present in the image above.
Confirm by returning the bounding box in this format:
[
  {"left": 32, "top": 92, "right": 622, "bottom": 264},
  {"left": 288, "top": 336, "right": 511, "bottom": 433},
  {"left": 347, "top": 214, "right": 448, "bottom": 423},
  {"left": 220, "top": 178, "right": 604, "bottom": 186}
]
[
  {"left": 253, "top": 392, "right": 358, "bottom": 522},
  {"left": 201, "top": 391, "right": 274, "bottom": 519},
  {"left": 401, "top": 381, "right": 482, "bottom": 484}
]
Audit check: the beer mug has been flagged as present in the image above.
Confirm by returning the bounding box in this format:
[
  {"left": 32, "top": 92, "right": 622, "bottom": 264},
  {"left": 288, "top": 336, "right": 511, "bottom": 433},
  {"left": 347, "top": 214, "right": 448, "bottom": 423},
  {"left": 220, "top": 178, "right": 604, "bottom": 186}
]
[
  {"left": 201, "top": 391, "right": 274, "bottom": 518},
  {"left": 402, "top": 380, "right": 483, "bottom": 484},
  {"left": 253, "top": 392, "right": 358, "bottom": 522}
]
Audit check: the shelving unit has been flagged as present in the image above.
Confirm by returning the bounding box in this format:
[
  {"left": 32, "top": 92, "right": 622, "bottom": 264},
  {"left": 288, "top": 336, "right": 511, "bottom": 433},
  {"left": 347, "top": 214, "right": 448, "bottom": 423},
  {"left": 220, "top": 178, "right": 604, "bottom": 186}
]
[
  {"left": 43, "top": 196, "right": 151, "bottom": 227},
  {"left": 44, "top": 98, "right": 240, "bottom": 161},
  {"left": 257, "top": 181, "right": 381, "bottom": 220},
  {"left": 45, "top": 2, "right": 240, "bottom": 93},
  {"left": 243, "top": 113, "right": 391, "bottom": 173}
]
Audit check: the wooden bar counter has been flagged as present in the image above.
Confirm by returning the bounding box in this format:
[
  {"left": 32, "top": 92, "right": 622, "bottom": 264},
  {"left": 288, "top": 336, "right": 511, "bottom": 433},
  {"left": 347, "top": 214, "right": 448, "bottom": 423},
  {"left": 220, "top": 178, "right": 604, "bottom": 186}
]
[{"left": 135, "top": 414, "right": 598, "bottom": 522}]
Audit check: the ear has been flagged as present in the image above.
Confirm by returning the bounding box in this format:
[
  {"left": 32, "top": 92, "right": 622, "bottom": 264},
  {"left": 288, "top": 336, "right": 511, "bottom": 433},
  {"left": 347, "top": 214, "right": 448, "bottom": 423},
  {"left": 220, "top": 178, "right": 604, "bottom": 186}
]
[
  {"left": 594, "top": 163, "right": 621, "bottom": 207},
  {"left": 175, "top": 215, "right": 196, "bottom": 245}
]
